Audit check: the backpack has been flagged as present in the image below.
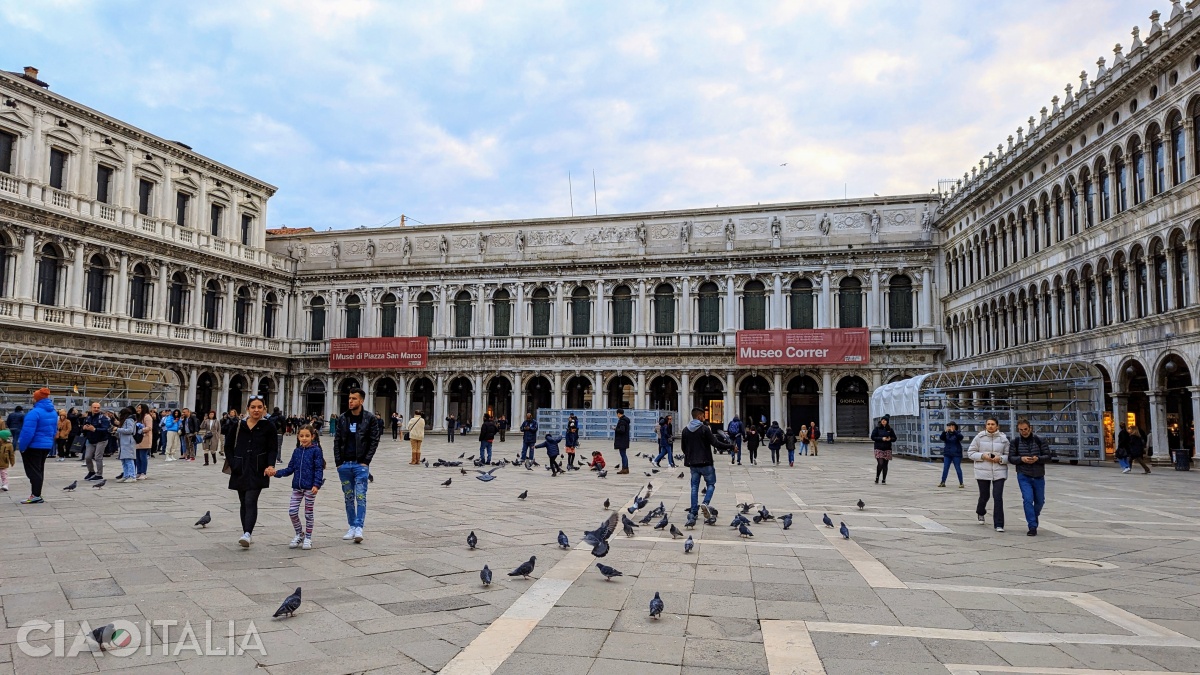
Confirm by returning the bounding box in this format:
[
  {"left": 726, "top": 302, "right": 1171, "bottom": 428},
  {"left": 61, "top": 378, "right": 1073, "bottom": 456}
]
[{"left": 133, "top": 423, "right": 144, "bottom": 445}]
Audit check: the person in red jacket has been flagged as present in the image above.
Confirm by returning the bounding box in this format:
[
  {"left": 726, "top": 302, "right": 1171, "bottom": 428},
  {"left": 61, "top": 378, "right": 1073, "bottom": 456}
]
[{"left": 588, "top": 450, "right": 606, "bottom": 471}]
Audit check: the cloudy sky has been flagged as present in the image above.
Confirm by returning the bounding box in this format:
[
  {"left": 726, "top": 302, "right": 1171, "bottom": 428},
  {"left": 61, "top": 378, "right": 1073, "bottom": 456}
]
[{"left": 1, "top": 0, "right": 1158, "bottom": 229}]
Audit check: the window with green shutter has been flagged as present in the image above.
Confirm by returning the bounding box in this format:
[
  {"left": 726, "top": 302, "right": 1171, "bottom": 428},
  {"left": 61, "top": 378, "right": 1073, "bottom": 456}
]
[
  {"left": 790, "top": 278, "right": 814, "bottom": 329},
  {"left": 612, "top": 286, "right": 633, "bottom": 334},
  {"left": 742, "top": 280, "right": 766, "bottom": 330},
  {"left": 493, "top": 290, "right": 511, "bottom": 336},
  {"left": 531, "top": 288, "right": 550, "bottom": 336},
  {"left": 653, "top": 283, "right": 674, "bottom": 334},
  {"left": 697, "top": 282, "right": 720, "bottom": 333},
  {"left": 571, "top": 287, "right": 591, "bottom": 335},
  {"left": 839, "top": 277, "right": 863, "bottom": 328}
]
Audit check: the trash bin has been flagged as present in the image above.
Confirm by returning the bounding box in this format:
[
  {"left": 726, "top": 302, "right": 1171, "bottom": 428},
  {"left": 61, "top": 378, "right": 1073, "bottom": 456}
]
[{"left": 827, "top": 432, "right": 834, "bottom": 444}]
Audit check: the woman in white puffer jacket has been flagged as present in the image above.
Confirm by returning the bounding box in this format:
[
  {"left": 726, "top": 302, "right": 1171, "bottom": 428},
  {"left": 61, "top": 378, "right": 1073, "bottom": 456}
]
[{"left": 967, "top": 417, "right": 1009, "bottom": 532}]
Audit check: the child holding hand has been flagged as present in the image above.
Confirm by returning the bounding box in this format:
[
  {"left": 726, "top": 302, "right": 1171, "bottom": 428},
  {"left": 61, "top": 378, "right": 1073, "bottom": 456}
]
[{"left": 267, "top": 425, "right": 325, "bottom": 550}]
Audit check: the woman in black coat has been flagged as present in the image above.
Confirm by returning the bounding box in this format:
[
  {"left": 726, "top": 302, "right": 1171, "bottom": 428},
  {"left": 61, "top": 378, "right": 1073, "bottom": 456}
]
[{"left": 226, "top": 397, "right": 277, "bottom": 547}]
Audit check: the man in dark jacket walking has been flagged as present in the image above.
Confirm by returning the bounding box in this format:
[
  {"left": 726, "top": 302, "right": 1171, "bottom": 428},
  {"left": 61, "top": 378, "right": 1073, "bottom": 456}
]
[
  {"left": 613, "top": 409, "right": 631, "bottom": 474},
  {"left": 81, "top": 401, "right": 112, "bottom": 480},
  {"left": 681, "top": 407, "right": 733, "bottom": 517},
  {"left": 5, "top": 405, "right": 25, "bottom": 444},
  {"left": 333, "top": 388, "right": 381, "bottom": 543},
  {"left": 519, "top": 413, "right": 538, "bottom": 462},
  {"left": 1008, "top": 418, "right": 1051, "bottom": 536},
  {"left": 478, "top": 415, "right": 498, "bottom": 464}
]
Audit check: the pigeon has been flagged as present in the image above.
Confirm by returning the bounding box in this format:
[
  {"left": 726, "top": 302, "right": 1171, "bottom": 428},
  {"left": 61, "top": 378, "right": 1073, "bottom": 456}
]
[
  {"left": 684, "top": 535, "right": 694, "bottom": 553},
  {"left": 753, "top": 515, "right": 763, "bottom": 524},
  {"left": 738, "top": 522, "right": 754, "bottom": 538},
  {"left": 597, "top": 470, "right": 607, "bottom": 478},
  {"left": 758, "top": 506, "right": 773, "bottom": 521},
  {"left": 603, "top": 498, "right": 610, "bottom": 510},
  {"left": 669, "top": 524, "right": 682, "bottom": 539},
  {"left": 634, "top": 496, "right": 649, "bottom": 510},
  {"left": 596, "top": 563, "right": 623, "bottom": 580},
  {"left": 822, "top": 513, "right": 834, "bottom": 528},
  {"left": 857, "top": 499, "right": 865, "bottom": 511},
  {"left": 644, "top": 471, "right": 652, "bottom": 477},
  {"left": 195, "top": 511, "right": 211, "bottom": 528},
  {"left": 475, "top": 467, "right": 500, "bottom": 482},
  {"left": 649, "top": 591, "right": 664, "bottom": 618},
  {"left": 467, "top": 531, "right": 478, "bottom": 549},
  {"left": 63, "top": 481, "right": 77, "bottom": 492},
  {"left": 92, "top": 480, "right": 106, "bottom": 489},
  {"left": 518, "top": 490, "right": 528, "bottom": 500},
  {"left": 467, "top": 455, "right": 475, "bottom": 461},
  {"left": 781, "top": 514, "right": 793, "bottom": 530},
  {"left": 461, "top": 468, "right": 467, "bottom": 475},
  {"left": 654, "top": 515, "right": 669, "bottom": 530},
  {"left": 651, "top": 469, "right": 659, "bottom": 474},
  {"left": 685, "top": 511, "right": 697, "bottom": 529},
  {"left": 677, "top": 471, "right": 684, "bottom": 478},
  {"left": 590, "top": 540, "right": 610, "bottom": 558},
  {"left": 738, "top": 502, "right": 754, "bottom": 514},
  {"left": 558, "top": 531, "right": 570, "bottom": 549},
  {"left": 369, "top": 472, "right": 375, "bottom": 481},
  {"left": 480, "top": 564, "right": 492, "bottom": 586},
  {"left": 621, "top": 514, "right": 638, "bottom": 537},
  {"left": 89, "top": 623, "right": 116, "bottom": 650},
  {"left": 273, "top": 587, "right": 302, "bottom": 618},
  {"left": 441, "top": 478, "right": 452, "bottom": 487},
  {"left": 508, "top": 556, "right": 537, "bottom": 579},
  {"left": 703, "top": 514, "right": 718, "bottom": 526},
  {"left": 731, "top": 514, "right": 749, "bottom": 528},
  {"left": 583, "top": 512, "right": 619, "bottom": 547},
  {"left": 840, "top": 522, "right": 850, "bottom": 539},
  {"left": 639, "top": 511, "right": 654, "bottom": 525},
  {"left": 458, "top": 452, "right": 465, "bottom": 459},
  {"left": 421, "top": 459, "right": 428, "bottom": 468}
]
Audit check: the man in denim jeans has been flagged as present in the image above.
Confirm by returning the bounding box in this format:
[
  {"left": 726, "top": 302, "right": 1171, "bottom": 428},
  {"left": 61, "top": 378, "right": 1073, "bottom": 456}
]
[
  {"left": 333, "top": 388, "right": 381, "bottom": 544},
  {"left": 680, "top": 407, "right": 732, "bottom": 518},
  {"left": 1008, "top": 419, "right": 1051, "bottom": 537}
]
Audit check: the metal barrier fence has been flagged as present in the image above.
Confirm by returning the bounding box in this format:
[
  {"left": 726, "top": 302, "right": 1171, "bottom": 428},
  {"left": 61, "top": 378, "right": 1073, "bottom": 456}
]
[{"left": 536, "top": 409, "right": 676, "bottom": 442}]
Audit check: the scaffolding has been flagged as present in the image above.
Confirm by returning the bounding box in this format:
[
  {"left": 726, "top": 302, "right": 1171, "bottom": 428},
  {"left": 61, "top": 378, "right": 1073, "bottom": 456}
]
[
  {"left": 0, "top": 347, "right": 180, "bottom": 413},
  {"left": 871, "top": 363, "right": 1105, "bottom": 463}
]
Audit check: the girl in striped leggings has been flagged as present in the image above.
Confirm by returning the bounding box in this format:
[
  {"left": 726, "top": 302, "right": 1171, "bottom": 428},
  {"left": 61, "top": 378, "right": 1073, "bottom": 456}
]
[{"left": 267, "top": 426, "right": 325, "bottom": 550}]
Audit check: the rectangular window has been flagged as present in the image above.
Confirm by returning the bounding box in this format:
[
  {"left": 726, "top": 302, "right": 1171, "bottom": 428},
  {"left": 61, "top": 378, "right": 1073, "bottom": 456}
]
[
  {"left": 241, "top": 214, "right": 252, "bottom": 245},
  {"left": 1173, "top": 126, "right": 1187, "bottom": 184},
  {"left": 129, "top": 276, "right": 148, "bottom": 319},
  {"left": 790, "top": 292, "right": 814, "bottom": 329},
  {"left": 571, "top": 298, "right": 590, "bottom": 335},
  {"left": 1099, "top": 171, "right": 1111, "bottom": 219},
  {"left": 742, "top": 295, "right": 766, "bottom": 330},
  {"left": 653, "top": 296, "right": 674, "bottom": 334},
  {"left": 417, "top": 304, "right": 434, "bottom": 337},
  {"left": 49, "top": 148, "right": 67, "bottom": 189},
  {"left": 493, "top": 299, "right": 511, "bottom": 337},
  {"left": 210, "top": 204, "right": 223, "bottom": 236},
  {"left": 531, "top": 299, "right": 550, "bottom": 336},
  {"left": 137, "top": 179, "right": 153, "bottom": 216},
  {"left": 175, "top": 192, "right": 190, "bottom": 227},
  {"left": 263, "top": 304, "right": 276, "bottom": 338},
  {"left": 168, "top": 284, "right": 185, "bottom": 324},
  {"left": 0, "top": 130, "right": 14, "bottom": 174},
  {"left": 839, "top": 291, "right": 862, "bottom": 328},
  {"left": 612, "top": 298, "right": 633, "bottom": 334},
  {"left": 454, "top": 303, "right": 471, "bottom": 337},
  {"left": 381, "top": 304, "right": 397, "bottom": 337},
  {"left": 889, "top": 289, "right": 913, "bottom": 329},
  {"left": 95, "top": 165, "right": 113, "bottom": 204},
  {"left": 698, "top": 295, "right": 720, "bottom": 332},
  {"left": 311, "top": 307, "right": 326, "bottom": 341}
]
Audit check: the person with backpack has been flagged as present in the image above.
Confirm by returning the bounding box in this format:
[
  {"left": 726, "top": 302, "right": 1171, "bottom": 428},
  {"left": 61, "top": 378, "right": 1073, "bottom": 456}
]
[
  {"left": 726, "top": 415, "right": 744, "bottom": 465},
  {"left": 784, "top": 426, "right": 798, "bottom": 466},
  {"left": 766, "top": 421, "right": 785, "bottom": 465}
]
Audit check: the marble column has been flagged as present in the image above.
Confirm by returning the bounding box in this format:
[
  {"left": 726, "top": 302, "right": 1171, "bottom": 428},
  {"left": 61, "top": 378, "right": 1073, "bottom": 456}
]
[
  {"left": 400, "top": 288, "right": 411, "bottom": 336},
  {"left": 819, "top": 271, "right": 832, "bottom": 328},
  {"left": 223, "top": 279, "right": 236, "bottom": 332},
  {"left": 593, "top": 370, "right": 603, "bottom": 410},
  {"left": 552, "top": 370, "right": 563, "bottom": 410},
  {"left": 15, "top": 230, "right": 34, "bottom": 301},
  {"left": 920, "top": 268, "right": 933, "bottom": 327},
  {"left": 115, "top": 253, "right": 128, "bottom": 317},
  {"left": 595, "top": 278, "right": 606, "bottom": 343},
  {"left": 1189, "top": 387, "right": 1200, "bottom": 460},
  {"left": 868, "top": 268, "right": 880, "bottom": 328},
  {"left": 190, "top": 273, "right": 204, "bottom": 327},
  {"left": 820, "top": 370, "right": 833, "bottom": 440},
  {"left": 723, "top": 371, "right": 734, "bottom": 427},
  {"left": 69, "top": 245, "right": 84, "bottom": 310},
  {"left": 217, "top": 372, "right": 232, "bottom": 415},
  {"left": 680, "top": 277, "right": 692, "bottom": 342},
  {"left": 724, "top": 275, "right": 736, "bottom": 333},
  {"left": 637, "top": 280, "right": 648, "bottom": 347},
  {"left": 437, "top": 289, "right": 448, "bottom": 338},
  {"left": 434, "top": 372, "right": 445, "bottom": 430},
  {"left": 325, "top": 375, "right": 335, "bottom": 418},
  {"left": 1147, "top": 390, "right": 1169, "bottom": 461},
  {"left": 771, "top": 370, "right": 783, "bottom": 425},
  {"left": 186, "top": 368, "right": 199, "bottom": 411},
  {"left": 472, "top": 372, "right": 484, "bottom": 424},
  {"left": 679, "top": 371, "right": 691, "bottom": 414},
  {"left": 636, "top": 370, "right": 646, "bottom": 410},
  {"left": 771, "top": 273, "right": 784, "bottom": 329}
]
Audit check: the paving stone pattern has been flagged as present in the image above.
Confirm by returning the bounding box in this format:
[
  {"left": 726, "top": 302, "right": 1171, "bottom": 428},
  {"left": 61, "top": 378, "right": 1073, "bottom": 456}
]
[{"left": 1, "top": 436, "right": 1198, "bottom": 674}]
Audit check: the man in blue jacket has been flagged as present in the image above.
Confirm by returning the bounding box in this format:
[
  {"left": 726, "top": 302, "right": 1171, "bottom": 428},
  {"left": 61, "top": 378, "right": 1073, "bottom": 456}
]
[
  {"left": 81, "top": 401, "right": 111, "bottom": 481},
  {"left": 519, "top": 413, "right": 538, "bottom": 463},
  {"left": 5, "top": 405, "right": 25, "bottom": 443},
  {"left": 17, "top": 388, "right": 57, "bottom": 504}
]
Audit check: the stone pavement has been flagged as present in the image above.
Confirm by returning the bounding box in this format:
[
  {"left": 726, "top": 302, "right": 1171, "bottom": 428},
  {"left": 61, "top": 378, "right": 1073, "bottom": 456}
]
[{"left": 1, "top": 434, "right": 1200, "bottom": 674}]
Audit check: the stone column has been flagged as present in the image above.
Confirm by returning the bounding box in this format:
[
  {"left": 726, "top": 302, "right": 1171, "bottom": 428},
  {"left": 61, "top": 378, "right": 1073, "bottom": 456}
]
[
  {"left": 190, "top": 272, "right": 204, "bottom": 327},
  {"left": 680, "top": 371, "right": 691, "bottom": 414},
  {"left": 771, "top": 273, "right": 784, "bottom": 329},
  {"left": 399, "top": 287, "right": 411, "bottom": 336},
  {"left": 69, "top": 244, "right": 84, "bottom": 310},
  {"left": 554, "top": 282, "right": 566, "bottom": 347},
  {"left": 552, "top": 371, "right": 563, "bottom": 410},
  {"left": 637, "top": 280, "right": 648, "bottom": 347},
  {"left": 437, "top": 289, "right": 448, "bottom": 338},
  {"left": 474, "top": 283, "right": 485, "bottom": 347},
  {"left": 223, "top": 278, "right": 236, "bottom": 332},
  {"left": 680, "top": 276, "right": 692, "bottom": 341},
  {"left": 593, "top": 370, "right": 603, "bottom": 410},
  {"left": 1164, "top": 249, "right": 1178, "bottom": 311},
  {"left": 434, "top": 372, "right": 445, "bottom": 430},
  {"left": 636, "top": 370, "right": 646, "bottom": 410},
  {"left": 595, "top": 278, "right": 606, "bottom": 340},
  {"left": 396, "top": 374, "right": 408, "bottom": 418},
  {"left": 771, "top": 370, "right": 783, "bottom": 425},
  {"left": 819, "top": 271, "right": 832, "bottom": 328},
  {"left": 724, "top": 275, "right": 736, "bottom": 333},
  {"left": 920, "top": 268, "right": 933, "bottom": 328},
  {"left": 217, "top": 372, "right": 232, "bottom": 415},
  {"left": 114, "top": 252, "right": 128, "bottom": 316},
  {"left": 1189, "top": 387, "right": 1200, "bottom": 458},
  {"left": 154, "top": 264, "right": 168, "bottom": 322},
  {"left": 325, "top": 375, "right": 335, "bottom": 418},
  {"left": 868, "top": 268, "right": 880, "bottom": 328},
  {"left": 186, "top": 368, "right": 199, "bottom": 410},
  {"left": 820, "top": 370, "right": 833, "bottom": 440},
  {"left": 1187, "top": 241, "right": 1199, "bottom": 310},
  {"left": 28, "top": 108, "right": 45, "bottom": 200},
  {"left": 472, "top": 372, "right": 484, "bottom": 423},
  {"left": 363, "top": 290, "right": 375, "bottom": 337},
  {"left": 1147, "top": 390, "right": 1169, "bottom": 460},
  {"left": 15, "top": 229, "right": 34, "bottom": 301},
  {"left": 75, "top": 129, "right": 90, "bottom": 204},
  {"left": 723, "top": 371, "right": 735, "bottom": 427},
  {"left": 514, "top": 283, "right": 525, "bottom": 340}
]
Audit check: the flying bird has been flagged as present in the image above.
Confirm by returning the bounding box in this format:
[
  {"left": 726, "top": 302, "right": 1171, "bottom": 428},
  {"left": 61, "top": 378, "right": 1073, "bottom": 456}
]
[
  {"left": 738, "top": 522, "right": 754, "bottom": 538},
  {"left": 669, "top": 524, "right": 683, "bottom": 539},
  {"left": 517, "top": 490, "right": 528, "bottom": 500},
  {"left": 441, "top": 478, "right": 452, "bottom": 487},
  {"left": 63, "top": 481, "right": 77, "bottom": 492},
  {"left": 738, "top": 502, "right": 754, "bottom": 514},
  {"left": 781, "top": 514, "right": 793, "bottom": 530},
  {"left": 840, "top": 522, "right": 850, "bottom": 539},
  {"left": 558, "top": 531, "right": 570, "bottom": 549},
  {"left": 603, "top": 498, "right": 610, "bottom": 510},
  {"left": 92, "top": 480, "right": 106, "bottom": 489},
  {"left": 596, "top": 563, "right": 623, "bottom": 581},
  {"left": 857, "top": 499, "right": 865, "bottom": 511},
  {"left": 195, "top": 511, "right": 211, "bottom": 528},
  {"left": 583, "top": 512, "right": 620, "bottom": 547},
  {"left": 590, "top": 540, "right": 610, "bottom": 558},
  {"left": 475, "top": 467, "right": 500, "bottom": 482},
  {"left": 649, "top": 591, "right": 664, "bottom": 618},
  {"left": 480, "top": 565, "right": 492, "bottom": 586},
  {"left": 822, "top": 513, "right": 834, "bottom": 528},
  {"left": 273, "top": 587, "right": 302, "bottom": 618},
  {"left": 467, "top": 531, "right": 478, "bottom": 550},
  {"left": 683, "top": 535, "right": 694, "bottom": 554},
  {"left": 508, "top": 556, "right": 537, "bottom": 579}
]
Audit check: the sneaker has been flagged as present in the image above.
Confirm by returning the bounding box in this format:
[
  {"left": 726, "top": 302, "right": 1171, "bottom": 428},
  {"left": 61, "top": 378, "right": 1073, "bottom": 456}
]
[
  {"left": 56, "top": 457, "right": 66, "bottom": 462},
  {"left": 995, "top": 527, "right": 1004, "bottom": 532},
  {"left": 136, "top": 475, "right": 146, "bottom": 481},
  {"left": 1027, "top": 528, "right": 1037, "bottom": 536},
  {"left": 353, "top": 527, "right": 363, "bottom": 543},
  {"left": 84, "top": 472, "right": 96, "bottom": 480},
  {"left": 1122, "top": 468, "right": 1131, "bottom": 473},
  {"left": 977, "top": 514, "right": 985, "bottom": 523},
  {"left": 20, "top": 496, "right": 43, "bottom": 504},
  {"left": 302, "top": 537, "right": 312, "bottom": 550},
  {"left": 0, "top": 484, "right": 7, "bottom": 491},
  {"left": 958, "top": 483, "right": 965, "bottom": 489},
  {"left": 289, "top": 534, "right": 303, "bottom": 549},
  {"left": 699, "top": 504, "right": 713, "bottom": 521},
  {"left": 87, "top": 475, "right": 103, "bottom": 481},
  {"left": 238, "top": 533, "right": 252, "bottom": 547},
  {"left": 937, "top": 482, "right": 945, "bottom": 487},
  {"left": 343, "top": 528, "right": 356, "bottom": 540}
]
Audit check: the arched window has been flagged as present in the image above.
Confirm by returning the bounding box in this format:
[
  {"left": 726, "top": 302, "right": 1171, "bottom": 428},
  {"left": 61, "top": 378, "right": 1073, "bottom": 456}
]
[
  {"left": 1029, "top": 207, "right": 1040, "bottom": 253},
  {"left": 202, "top": 280, "right": 221, "bottom": 330},
  {"left": 530, "top": 288, "right": 550, "bottom": 336},
  {"left": 379, "top": 292, "right": 397, "bottom": 337},
  {"left": 1081, "top": 168, "right": 1095, "bottom": 229},
  {"left": 129, "top": 264, "right": 151, "bottom": 319},
  {"left": 37, "top": 245, "right": 64, "bottom": 306},
  {"left": 344, "top": 294, "right": 362, "bottom": 338},
  {"left": 310, "top": 297, "right": 327, "bottom": 340},
  {"left": 697, "top": 282, "right": 720, "bottom": 333},
  {"left": 1041, "top": 195, "right": 1052, "bottom": 245},
  {"left": 168, "top": 272, "right": 188, "bottom": 325},
  {"left": 653, "top": 283, "right": 674, "bottom": 334},
  {"left": 84, "top": 254, "right": 109, "bottom": 313},
  {"left": 1133, "top": 251, "right": 1149, "bottom": 318},
  {"left": 570, "top": 286, "right": 591, "bottom": 335},
  {"left": 1097, "top": 158, "right": 1111, "bottom": 220},
  {"left": 742, "top": 279, "right": 766, "bottom": 330},
  {"left": 839, "top": 277, "right": 863, "bottom": 328},
  {"left": 1171, "top": 113, "right": 1187, "bottom": 184},
  {"left": 1131, "top": 137, "right": 1146, "bottom": 205},
  {"left": 454, "top": 290, "right": 472, "bottom": 338},
  {"left": 1053, "top": 188, "right": 1065, "bottom": 242},
  {"left": 1153, "top": 245, "right": 1169, "bottom": 314},
  {"left": 0, "top": 234, "right": 10, "bottom": 298},
  {"left": 234, "top": 286, "right": 252, "bottom": 335},
  {"left": 611, "top": 285, "right": 633, "bottom": 335},
  {"left": 790, "top": 278, "right": 814, "bottom": 329},
  {"left": 1115, "top": 151, "right": 1129, "bottom": 212},
  {"left": 417, "top": 291, "right": 435, "bottom": 337},
  {"left": 263, "top": 292, "right": 278, "bottom": 338},
  {"left": 888, "top": 275, "right": 914, "bottom": 329},
  {"left": 1067, "top": 181, "right": 1079, "bottom": 236},
  {"left": 1150, "top": 126, "right": 1166, "bottom": 196},
  {"left": 1174, "top": 236, "right": 1190, "bottom": 308},
  {"left": 492, "top": 289, "right": 511, "bottom": 337}
]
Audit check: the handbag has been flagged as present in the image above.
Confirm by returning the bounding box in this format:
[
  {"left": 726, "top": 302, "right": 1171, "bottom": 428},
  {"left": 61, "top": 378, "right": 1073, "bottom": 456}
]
[
  {"left": 222, "top": 423, "right": 239, "bottom": 475},
  {"left": 403, "top": 431, "right": 410, "bottom": 441}
]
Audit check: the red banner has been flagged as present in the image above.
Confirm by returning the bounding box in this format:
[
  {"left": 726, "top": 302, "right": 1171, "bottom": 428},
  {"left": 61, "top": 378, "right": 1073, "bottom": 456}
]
[
  {"left": 735, "top": 329, "right": 869, "bottom": 365},
  {"left": 329, "top": 337, "right": 428, "bottom": 370}
]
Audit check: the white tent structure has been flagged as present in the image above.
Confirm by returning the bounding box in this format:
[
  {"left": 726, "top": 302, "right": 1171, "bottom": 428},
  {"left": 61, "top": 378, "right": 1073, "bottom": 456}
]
[{"left": 870, "top": 373, "right": 932, "bottom": 419}]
